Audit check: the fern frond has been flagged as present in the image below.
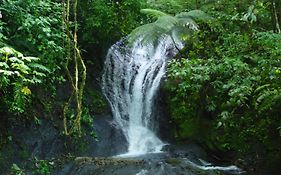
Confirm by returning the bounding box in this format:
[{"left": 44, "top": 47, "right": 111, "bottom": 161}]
[
  {"left": 0, "top": 70, "right": 14, "bottom": 76},
  {"left": 32, "top": 71, "right": 46, "bottom": 77},
  {"left": 140, "top": 9, "right": 168, "bottom": 19},
  {"left": 176, "top": 17, "right": 199, "bottom": 30},
  {"left": 128, "top": 23, "right": 169, "bottom": 44},
  {"left": 0, "top": 47, "right": 24, "bottom": 58},
  {"left": 8, "top": 57, "right": 24, "bottom": 64},
  {"left": 176, "top": 10, "right": 212, "bottom": 22},
  {"left": 28, "top": 63, "right": 51, "bottom": 73},
  {"left": 128, "top": 14, "right": 179, "bottom": 44},
  {"left": 147, "top": 0, "right": 187, "bottom": 14},
  {"left": 11, "top": 63, "right": 30, "bottom": 74},
  {"left": 254, "top": 84, "right": 270, "bottom": 93},
  {"left": 0, "top": 47, "right": 16, "bottom": 55},
  {"left": 0, "top": 62, "right": 9, "bottom": 69},
  {"left": 128, "top": 9, "right": 211, "bottom": 44},
  {"left": 155, "top": 15, "right": 178, "bottom": 31},
  {"left": 22, "top": 56, "right": 40, "bottom": 62}
]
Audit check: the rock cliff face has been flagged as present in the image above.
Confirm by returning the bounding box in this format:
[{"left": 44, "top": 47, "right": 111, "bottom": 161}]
[{"left": 0, "top": 112, "right": 128, "bottom": 173}]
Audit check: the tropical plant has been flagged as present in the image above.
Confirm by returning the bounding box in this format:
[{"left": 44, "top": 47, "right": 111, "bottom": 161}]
[
  {"left": 0, "top": 0, "right": 65, "bottom": 85},
  {"left": 0, "top": 46, "right": 49, "bottom": 114},
  {"left": 10, "top": 164, "right": 26, "bottom": 175},
  {"left": 166, "top": 26, "right": 281, "bottom": 164},
  {"left": 147, "top": 0, "right": 195, "bottom": 14},
  {"left": 32, "top": 157, "right": 54, "bottom": 175},
  {"left": 128, "top": 8, "right": 212, "bottom": 44}
]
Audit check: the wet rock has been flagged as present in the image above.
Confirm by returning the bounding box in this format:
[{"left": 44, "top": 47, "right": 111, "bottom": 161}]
[
  {"left": 162, "top": 142, "right": 207, "bottom": 163},
  {"left": 60, "top": 151, "right": 244, "bottom": 175},
  {"left": 63, "top": 157, "right": 146, "bottom": 175},
  {"left": 60, "top": 156, "right": 196, "bottom": 175},
  {"left": 0, "top": 113, "right": 127, "bottom": 173},
  {"left": 166, "top": 157, "right": 182, "bottom": 166},
  {"left": 84, "top": 114, "right": 128, "bottom": 157}
]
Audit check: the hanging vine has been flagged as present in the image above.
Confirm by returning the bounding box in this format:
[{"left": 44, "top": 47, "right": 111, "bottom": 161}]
[
  {"left": 62, "top": 0, "right": 87, "bottom": 136},
  {"left": 272, "top": 1, "right": 281, "bottom": 33}
]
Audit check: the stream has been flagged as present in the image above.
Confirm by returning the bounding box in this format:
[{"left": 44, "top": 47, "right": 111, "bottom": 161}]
[
  {"left": 102, "top": 35, "right": 178, "bottom": 156},
  {"left": 61, "top": 34, "right": 244, "bottom": 175}
]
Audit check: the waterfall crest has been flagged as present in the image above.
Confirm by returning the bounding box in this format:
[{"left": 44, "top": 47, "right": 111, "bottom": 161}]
[{"left": 102, "top": 35, "right": 182, "bottom": 155}]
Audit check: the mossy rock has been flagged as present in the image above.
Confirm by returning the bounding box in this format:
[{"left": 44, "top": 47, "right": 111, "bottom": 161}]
[{"left": 166, "top": 158, "right": 182, "bottom": 166}]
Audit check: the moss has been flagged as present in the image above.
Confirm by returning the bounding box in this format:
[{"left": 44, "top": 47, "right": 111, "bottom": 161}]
[
  {"left": 85, "top": 88, "right": 107, "bottom": 114},
  {"left": 19, "top": 147, "right": 30, "bottom": 160},
  {"left": 166, "top": 158, "right": 182, "bottom": 166}
]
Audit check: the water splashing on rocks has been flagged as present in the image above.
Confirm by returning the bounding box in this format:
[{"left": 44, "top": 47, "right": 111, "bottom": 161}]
[{"left": 102, "top": 35, "right": 182, "bottom": 155}]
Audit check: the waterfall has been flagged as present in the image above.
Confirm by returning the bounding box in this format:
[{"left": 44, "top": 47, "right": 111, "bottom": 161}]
[{"left": 102, "top": 35, "right": 182, "bottom": 155}]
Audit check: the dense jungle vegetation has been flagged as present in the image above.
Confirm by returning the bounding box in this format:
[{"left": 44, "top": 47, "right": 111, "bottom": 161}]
[{"left": 0, "top": 0, "right": 280, "bottom": 174}]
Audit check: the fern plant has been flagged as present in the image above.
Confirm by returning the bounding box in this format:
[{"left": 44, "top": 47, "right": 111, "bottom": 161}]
[
  {"left": 147, "top": 0, "right": 191, "bottom": 14},
  {"left": 0, "top": 46, "right": 50, "bottom": 114},
  {"left": 128, "top": 8, "right": 212, "bottom": 44}
]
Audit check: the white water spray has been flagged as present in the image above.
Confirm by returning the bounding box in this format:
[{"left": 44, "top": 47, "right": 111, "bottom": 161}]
[{"left": 102, "top": 35, "right": 182, "bottom": 155}]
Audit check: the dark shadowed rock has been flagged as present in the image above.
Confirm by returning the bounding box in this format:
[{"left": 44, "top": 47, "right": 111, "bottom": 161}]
[
  {"left": 0, "top": 113, "right": 127, "bottom": 174},
  {"left": 85, "top": 114, "right": 128, "bottom": 156}
]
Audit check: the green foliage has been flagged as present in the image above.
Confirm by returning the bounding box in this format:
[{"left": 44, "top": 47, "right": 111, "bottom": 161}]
[
  {"left": 166, "top": 27, "right": 281, "bottom": 158},
  {"left": 128, "top": 9, "right": 211, "bottom": 44},
  {"left": 10, "top": 164, "right": 26, "bottom": 175},
  {"left": 32, "top": 157, "right": 54, "bottom": 175},
  {"left": 0, "top": 0, "right": 65, "bottom": 82},
  {"left": 0, "top": 1, "right": 66, "bottom": 137},
  {"left": 86, "top": 88, "right": 107, "bottom": 115},
  {"left": 81, "top": 108, "right": 94, "bottom": 127},
  {"left": 146, "top": 0, "right": 278, "bottom": 33},
  {"left": 0, "top": 21, "right": 6, "bottom": 46},
  {"left": 158, "top": 2, "right": 281, "bottom": 169},
  {"left": 140, "top": 8, "right": 168, "bottom": 19},
  {"left": 78, "top": 0, "right": 146, "bottom": 49},
  {"left": 147, "top": 0, "right": 192, "bottom": 14},
  {"left": 0, "top": 46, "right": 49, "bottom": 114},
  {"left": 9, "top": 157, "right": 54, "bottom": 175}
]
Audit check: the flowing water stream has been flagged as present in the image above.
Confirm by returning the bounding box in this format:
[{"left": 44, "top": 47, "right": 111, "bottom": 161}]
[
  {"left": 102, "top": 35, "right": 182, "bottom": 156},
  {"left": 101, "top": 34, "right": 244, "bottom": 175}
]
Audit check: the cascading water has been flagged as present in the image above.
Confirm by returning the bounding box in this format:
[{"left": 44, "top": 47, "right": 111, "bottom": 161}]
[{"left": 102, "top": 35, "right": 183, "bottom": 155}]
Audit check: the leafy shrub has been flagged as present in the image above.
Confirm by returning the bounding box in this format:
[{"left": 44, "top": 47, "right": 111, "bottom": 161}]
[
  {"left": 32, "top": 157, "right": 54, "bottom": 175},
  {"left": 166, "top": 29, "right": 281, "bottom": 159},
  {"left": 10, "top": 164, "right": 25, "bottom": 175},
  {"left": 0, "top": 0, "right": 65, "bottom": 82},
  {"left": 0, "top": 47, "right": 49, "bottom": 114}
]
